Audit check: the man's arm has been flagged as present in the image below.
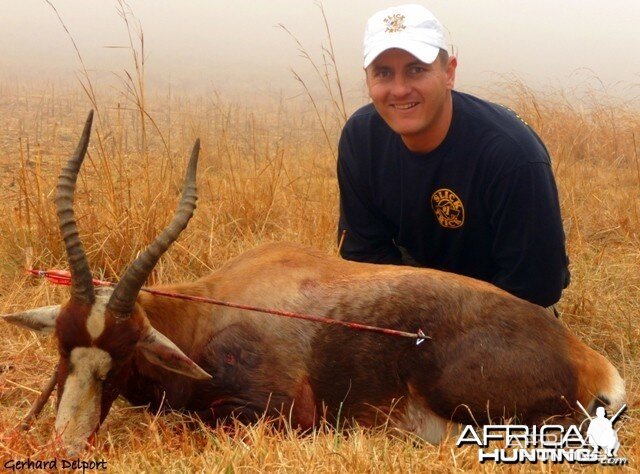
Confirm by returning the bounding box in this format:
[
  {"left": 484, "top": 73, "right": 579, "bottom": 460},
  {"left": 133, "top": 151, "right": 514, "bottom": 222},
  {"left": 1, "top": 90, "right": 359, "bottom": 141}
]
[
  {"left": 337, "top": 127, "right": 402, "bottom": 264},
  {"left": 488, "top": 159, "right": 570, "bottom": 307}
]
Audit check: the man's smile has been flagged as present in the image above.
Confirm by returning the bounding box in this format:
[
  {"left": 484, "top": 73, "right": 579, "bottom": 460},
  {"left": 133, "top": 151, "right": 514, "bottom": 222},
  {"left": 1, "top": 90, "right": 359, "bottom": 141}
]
[{"left": 391, "top": 102, "right": 419, "bottom": 110}]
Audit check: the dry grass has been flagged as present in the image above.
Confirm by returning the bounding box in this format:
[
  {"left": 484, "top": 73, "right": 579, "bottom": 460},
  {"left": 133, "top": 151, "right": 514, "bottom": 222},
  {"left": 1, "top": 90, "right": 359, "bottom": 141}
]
[{"left": 0, "top": 76, "right": 638, "bottom": 471}]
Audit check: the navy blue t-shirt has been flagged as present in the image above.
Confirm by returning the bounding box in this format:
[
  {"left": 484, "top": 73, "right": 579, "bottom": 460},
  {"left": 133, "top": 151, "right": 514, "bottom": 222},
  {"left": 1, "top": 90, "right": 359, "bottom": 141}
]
[{"left": 337, "top": 91, "right": 570, "bottom": 307}]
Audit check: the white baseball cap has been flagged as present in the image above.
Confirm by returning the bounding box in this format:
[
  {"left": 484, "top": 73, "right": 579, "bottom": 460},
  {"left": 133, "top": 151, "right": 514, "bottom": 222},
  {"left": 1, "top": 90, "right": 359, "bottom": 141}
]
[{"left": 363, "top": 4, "right": 447, "bottom": 68}]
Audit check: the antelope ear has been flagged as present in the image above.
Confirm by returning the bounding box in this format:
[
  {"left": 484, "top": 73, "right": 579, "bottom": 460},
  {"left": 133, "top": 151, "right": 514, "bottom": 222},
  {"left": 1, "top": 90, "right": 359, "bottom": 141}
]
[
  {"left": 2, "top": 305, "right": 60, "bottom": 334},
  {"left": 137, "top": 326, "right": 212, "bottom": 380}
]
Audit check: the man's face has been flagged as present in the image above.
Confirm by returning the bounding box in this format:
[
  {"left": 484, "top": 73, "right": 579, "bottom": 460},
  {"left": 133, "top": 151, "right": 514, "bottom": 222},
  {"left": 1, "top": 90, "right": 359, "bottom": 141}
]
[{"left": 366, "top": 48, "right": 456, "bottom": 150}]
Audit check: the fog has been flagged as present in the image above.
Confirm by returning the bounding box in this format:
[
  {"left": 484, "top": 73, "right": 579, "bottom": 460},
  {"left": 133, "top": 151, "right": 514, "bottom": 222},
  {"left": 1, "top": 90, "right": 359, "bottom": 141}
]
[{"left": 1, "top": 1, "right": 639, "bottom": 101}]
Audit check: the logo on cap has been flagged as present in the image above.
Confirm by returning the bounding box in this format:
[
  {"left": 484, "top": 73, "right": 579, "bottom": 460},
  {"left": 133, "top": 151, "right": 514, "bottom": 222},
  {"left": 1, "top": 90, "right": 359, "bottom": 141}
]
[{"left": 384, "top": 13, "right": 406, "bottom": 33}]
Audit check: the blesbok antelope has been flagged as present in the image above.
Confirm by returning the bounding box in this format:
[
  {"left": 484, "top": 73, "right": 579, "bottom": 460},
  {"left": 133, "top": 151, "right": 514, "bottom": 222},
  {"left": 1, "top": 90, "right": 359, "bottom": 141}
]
[{"left": 3, "top": 112, "right": 625, "bottom": 454}]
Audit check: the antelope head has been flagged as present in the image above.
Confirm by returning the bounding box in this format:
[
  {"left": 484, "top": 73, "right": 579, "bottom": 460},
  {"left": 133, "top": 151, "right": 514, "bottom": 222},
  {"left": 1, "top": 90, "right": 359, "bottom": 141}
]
[{"left": 3, "top": 111, "right": 211, "bottom": 454}]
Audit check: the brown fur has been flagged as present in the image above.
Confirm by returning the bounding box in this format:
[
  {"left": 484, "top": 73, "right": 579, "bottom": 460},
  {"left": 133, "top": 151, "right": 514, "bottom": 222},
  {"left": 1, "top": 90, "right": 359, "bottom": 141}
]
[
  {"left": 97, "top": 242, "right": 623, "bottom": 428},
  {"left": 39, "top": 242, "right": 624, "bottom": 443}
]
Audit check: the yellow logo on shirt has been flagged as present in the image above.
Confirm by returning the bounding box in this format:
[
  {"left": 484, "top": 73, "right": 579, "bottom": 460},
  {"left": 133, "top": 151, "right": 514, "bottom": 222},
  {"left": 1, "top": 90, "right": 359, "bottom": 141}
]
[{"left": 431, "top": 189, "right": 464, "bottom": 229}]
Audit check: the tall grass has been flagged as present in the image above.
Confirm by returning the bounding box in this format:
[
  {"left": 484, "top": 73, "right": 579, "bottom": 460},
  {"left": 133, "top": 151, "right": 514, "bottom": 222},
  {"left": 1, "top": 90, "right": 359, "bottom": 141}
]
[
  {"left": 1, "top": 77, "right": 638, "bottom": 472},
  {"left": 279, "top": 0, "right": 348, "bottom": 160}
]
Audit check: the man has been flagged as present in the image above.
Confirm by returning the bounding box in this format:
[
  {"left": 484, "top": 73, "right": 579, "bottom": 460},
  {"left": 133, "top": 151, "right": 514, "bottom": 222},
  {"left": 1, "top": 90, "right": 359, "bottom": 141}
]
[{"left": 337, "top": 4, "right": 570, "bottom": 308}]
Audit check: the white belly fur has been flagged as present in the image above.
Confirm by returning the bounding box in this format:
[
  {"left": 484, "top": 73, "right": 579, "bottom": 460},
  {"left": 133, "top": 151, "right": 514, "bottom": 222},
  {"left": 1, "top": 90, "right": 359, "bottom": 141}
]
[{"left": 392, "top": 396, "right": 460, "bottom": 444}]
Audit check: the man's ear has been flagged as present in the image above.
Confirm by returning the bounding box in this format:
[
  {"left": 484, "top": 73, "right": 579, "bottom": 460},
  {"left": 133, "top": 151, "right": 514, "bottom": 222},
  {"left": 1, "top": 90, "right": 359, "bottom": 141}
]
[
  {"left": 2, "top": 305, "right": 60, "bottom": 334},
  {"left": 446, "top": 56, "right": 457, "bottom": 90},
  {"left": 137, "top": 326, "right": 212, "bottom": 380},
  {"left": 365, "top": 66, "right": 373, "bottom": 95}
]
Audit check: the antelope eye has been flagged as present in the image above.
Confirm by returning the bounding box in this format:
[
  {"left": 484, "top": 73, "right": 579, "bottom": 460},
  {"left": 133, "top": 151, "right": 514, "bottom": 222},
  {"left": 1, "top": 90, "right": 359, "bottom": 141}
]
[{"left": 95, "top": 369, "right": 111, "bottom": 382}]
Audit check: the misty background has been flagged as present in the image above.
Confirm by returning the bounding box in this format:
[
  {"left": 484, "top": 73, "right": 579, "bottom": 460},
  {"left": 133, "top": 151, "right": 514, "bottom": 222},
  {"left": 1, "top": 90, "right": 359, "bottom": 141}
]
[{"left": 1, "top": 0, "right": 639, "bottom": 103}]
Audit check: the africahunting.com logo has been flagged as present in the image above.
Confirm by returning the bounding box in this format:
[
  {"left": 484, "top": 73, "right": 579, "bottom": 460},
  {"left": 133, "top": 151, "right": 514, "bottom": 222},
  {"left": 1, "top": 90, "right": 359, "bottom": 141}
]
[{"left": 456, "top": 405, "right": 628, "bottom": 465}]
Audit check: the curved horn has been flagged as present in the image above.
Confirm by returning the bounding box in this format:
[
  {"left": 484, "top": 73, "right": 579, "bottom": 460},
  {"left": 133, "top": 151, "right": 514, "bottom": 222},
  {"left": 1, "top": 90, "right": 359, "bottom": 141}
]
[
  {"left": 107, "top": 139, "right": 200, "bottom": 317},
  {"left": 54, "top": 111, "right": 95, "bottom": 304}
]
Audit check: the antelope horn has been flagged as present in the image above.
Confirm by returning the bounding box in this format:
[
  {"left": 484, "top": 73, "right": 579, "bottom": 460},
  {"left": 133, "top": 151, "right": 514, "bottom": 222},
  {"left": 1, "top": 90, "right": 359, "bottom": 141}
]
[
  {"left": 107, "top": 139, "right": 200, "bottom": 317},
  {"left": 54, "top": 110, "right": 95, "bottom": 304}
]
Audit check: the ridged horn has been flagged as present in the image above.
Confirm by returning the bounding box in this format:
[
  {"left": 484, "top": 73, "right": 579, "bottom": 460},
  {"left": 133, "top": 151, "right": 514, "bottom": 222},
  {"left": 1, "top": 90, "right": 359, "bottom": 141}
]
[
  {"left": 107, "top": 139, "right": 200, "bottom": 317},
  {"left": 54, "top": 110, "right": 95, "bottom": 304}
]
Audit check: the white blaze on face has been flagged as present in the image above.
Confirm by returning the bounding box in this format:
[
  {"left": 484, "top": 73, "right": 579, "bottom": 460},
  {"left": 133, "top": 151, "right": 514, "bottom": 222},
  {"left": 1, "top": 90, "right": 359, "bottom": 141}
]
[
  {"left": 86, "top": 289, "right": 112, "bottom": 340},
  {"left": 55, "top": 347, "right": 112, "bottom": 454}
]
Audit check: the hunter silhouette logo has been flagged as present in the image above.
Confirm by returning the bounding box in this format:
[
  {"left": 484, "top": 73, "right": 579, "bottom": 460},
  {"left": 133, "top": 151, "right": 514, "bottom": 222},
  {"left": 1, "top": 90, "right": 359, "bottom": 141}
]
[
  {"left": 431, "top": 188, "right": 464, "bottom": 229},
  {"left": 585, "top": 406, "right": 623, "bottom": 457},
  {"left": 384, "top": 13, "right": 406, "bottom": 33}
]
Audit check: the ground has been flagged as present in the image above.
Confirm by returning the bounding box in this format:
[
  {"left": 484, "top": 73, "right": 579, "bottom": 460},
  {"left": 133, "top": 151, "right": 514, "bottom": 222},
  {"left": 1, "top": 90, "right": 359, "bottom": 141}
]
[{"left": 0, "top": 81, "right": 637, "bottom": 472}]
